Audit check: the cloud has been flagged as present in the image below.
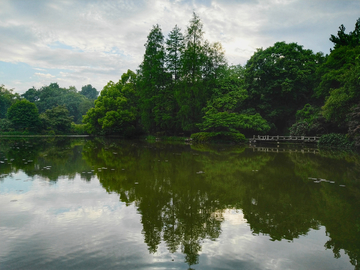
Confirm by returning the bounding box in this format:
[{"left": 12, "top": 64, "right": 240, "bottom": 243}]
[
  {"left": 35, "top": 73, "right": 55, "bottom": 78},
  {"left": 0, "top": 0, "right": 359, "bottom": 93}
]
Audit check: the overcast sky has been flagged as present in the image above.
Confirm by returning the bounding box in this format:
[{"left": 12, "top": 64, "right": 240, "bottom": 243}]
[{"left": 0, "top": 0, "right": 359, "bottom": 94}]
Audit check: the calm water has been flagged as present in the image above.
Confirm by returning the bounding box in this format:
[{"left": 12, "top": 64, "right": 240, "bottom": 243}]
[{"left": 0, "top": 138, "right": 359, "bottom": 270}]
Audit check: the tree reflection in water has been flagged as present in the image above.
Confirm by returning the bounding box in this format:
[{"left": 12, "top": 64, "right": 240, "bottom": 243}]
[
  {"left": 81, "top": 139, "right": 360, "bottom": 269},
  {"left": 1, "top": 138, "right": 360, "bottom": 269}
]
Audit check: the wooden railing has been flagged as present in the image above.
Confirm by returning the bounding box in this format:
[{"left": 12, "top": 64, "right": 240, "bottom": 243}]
[
  {"left": 249, "top": 135, "right": 320, "bottom": 143},
  {"left": 250, "top": 146, "right": 319, "bottom": 154}
]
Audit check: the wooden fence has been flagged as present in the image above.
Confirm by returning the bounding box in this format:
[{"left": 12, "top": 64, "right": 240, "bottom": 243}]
[{"left": 249, "top": 135, "right": 320, "bottom": 143}]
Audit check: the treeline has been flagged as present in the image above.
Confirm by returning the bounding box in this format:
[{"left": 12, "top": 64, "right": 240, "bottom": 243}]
[
  {"left": 1, "top": 13, "right": 359, "bottom": 146},
  {"left": 82, "top": 13, "right": 360, "bottom": 145},
  {"left": 0, "top": 83, "right": 98, "bottom": 134}
]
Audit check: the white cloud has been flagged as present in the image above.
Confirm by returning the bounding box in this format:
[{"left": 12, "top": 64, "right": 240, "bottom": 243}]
[
  {"left": 0, "top": 0, "right": 359, "bottom": 93},
  {"left": 35, "top": 73, "right": 55, "bottom": 78}
]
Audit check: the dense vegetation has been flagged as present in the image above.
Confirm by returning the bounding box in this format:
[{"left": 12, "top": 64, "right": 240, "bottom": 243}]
[
  {"left": 1, "top": 14, "right": 359, "bottom": 146},
  {"left": 0, "top": 83, "right": 98, "bottom": 134}
]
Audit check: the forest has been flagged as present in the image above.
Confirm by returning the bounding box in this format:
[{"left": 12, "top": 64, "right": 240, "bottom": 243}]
[{"left": 1, "top": 13, "right": 359, "bottom": 147}]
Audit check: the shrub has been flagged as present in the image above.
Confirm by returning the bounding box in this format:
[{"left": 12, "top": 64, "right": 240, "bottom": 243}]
[
  {"left": 71, "top": 123, "right": 88, "bottom": 135},
  {"left": 0, "top": 118, "right": 14, "bottom": 132},
  {"left": 348, "top": 104, "right": 360, "bottom": 147},
  {"left": 191, "top": 131, "right": 246, "bottom": 143},
  {"left": 318, "top": 133, "right": 354, "bottom": 149},
  {"left": 289, "top": 121, "right": 309, "bottom": 136}
]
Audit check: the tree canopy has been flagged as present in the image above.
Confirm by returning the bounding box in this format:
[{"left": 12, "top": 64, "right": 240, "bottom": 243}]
[
  {"left": 2, "top": 15, "right": 359, "bottom": 145},
  {"left": 7, "top": 99, "right": 41, "bottom": 131},
  {"left": 244, "top": 41, "right": 325, "bottom": 133},
  {"left": 22, "top": 83, "right": 95, "bottom": 123},
  {"left": 83, "top": 70, "right": 139, "bottom": 136}
]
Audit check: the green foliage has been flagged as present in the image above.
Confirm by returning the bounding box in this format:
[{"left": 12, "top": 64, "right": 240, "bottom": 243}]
[
  {"left": 40, "top": 105, "right": 73, "bottom": 134},
  {"left": 319, "top": 49, "right": 360, "bottom": 125},
  {"left": 289, "top": 121, "right": 309, "bottom": 136},
  {"left": 7, "top": 99, "right": 41, "bottom": 131},
  {"left": 199, "top": 64, "right": 270, "bottom": 136},
  {"left": 318, "top": 133, "right": 354, "bottom": 149},
  {"left": 176, "top": 13, "right": 227, "bottom": 132},
  {"left": 295, "top": 103, "right": 319, "bottom": 124},
  {"left": 166, "top": 25, "right": 184, "bottom": 82},
  {"left": 348, "top": 103, "right": 360, "bottom": 147},
  {"left": 138, "top": 24, "right": 171, "bottom": 133},
  {"left": 70, "top": 123, "right": 88, "bottom": 135},
  {"left": 290, "top": 104, "right": 321, "bottom": 136},
  {"left": 83, "top": 70, "right": 139, "bottom": 137},
  {"left": 191, "top": 131, "right": 246, "bottom": 143},
  {"left": 79, "top": 84, "right": 99, "bottom": 100},
  {"left": 329, "top": 18, "right": 360, "bottom": 50},
  {"left": 199, "top": 110, "right": 270, "bottom": 135},
  {"left": 205, "top": 65, "right": 247, "bottom": 113},
  {"left": 0, "top": 85, "right": 20, "bottom": 119},
  {"left": 21, "top": 83, "right": 94, "bottom": 123},
  {"left": 0, "top": 118, "right": 14, "bottom": 132},
  {"left": 244, "top": 42, "right": 324, "bottom": 132}
]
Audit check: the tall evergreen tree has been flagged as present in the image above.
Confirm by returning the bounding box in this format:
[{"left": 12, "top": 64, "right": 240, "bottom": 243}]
[
  {"left": 177, "top": 12, "right": 207, "bottom": 132},
  {"left": 165, "top": 25, "right": 185, "bottom": 132},
  {"left": 138, "top": 24, "right": 168, "bottom": 133},
  {"left": 166, "top": 25, "right": 184, "bottom": 82}
]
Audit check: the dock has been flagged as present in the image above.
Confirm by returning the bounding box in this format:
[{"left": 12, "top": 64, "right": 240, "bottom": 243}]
[{"left": 249, "top": 135, "right": 320, "bottom": 144}]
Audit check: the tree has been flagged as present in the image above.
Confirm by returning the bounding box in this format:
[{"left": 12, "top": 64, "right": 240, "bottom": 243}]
[
  {"left": 176, "top": 12, "right": 227, "bottom": 133},
  {"left": 348, "top": 103, "right": 360, "bottom": 147},
  {"left": 0, "top": 85, "right": 19, "bottom": 119},
  {"left": 244, "top": 42, "right": 324, "bottom": 133},
  {"left": 22, "top": 83, "right": 92, "bottom": 124},
  {"left": 83, "top": 70, "right": 139, "bottom": 136},
  {"left": 166, "top": 25, "right": 184, "bottom": 82},
  {"left": 138, "top": 24, "right": 171, "bottom": 133},
  {"left": 7, "top": 99, "right": 40, "bottom": 131},
  {"left": 161, "top": 25, "right": 185, "bottom": 133},
  {"left": 80, "top": 84, "right": 99, "bottom": 100},
  {"left": 330, "top": 18, "right": 360, "bottom": 50},
  {"left": 316, "top": 18, "right": 360, "bottom": 127},
  {"left": 198, "top": 65, "right": 269, "bottom": 135},
  {"left": 40, "top": 105, "right": 73, "bottom": 134}
]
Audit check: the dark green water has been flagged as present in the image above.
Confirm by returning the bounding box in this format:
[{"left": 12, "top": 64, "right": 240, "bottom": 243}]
[{"left": 1, "top": 137, "right": 359, "bottom": 270}]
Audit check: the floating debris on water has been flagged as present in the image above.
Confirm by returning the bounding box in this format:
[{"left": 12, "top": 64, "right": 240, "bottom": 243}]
[{"left": 196, "top": 171, "right": 205, "bottom": 174}]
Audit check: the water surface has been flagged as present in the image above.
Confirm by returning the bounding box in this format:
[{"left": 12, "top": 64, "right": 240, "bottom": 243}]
[{"left": 0, "top": 138, "right": 359, "bottom": 269}]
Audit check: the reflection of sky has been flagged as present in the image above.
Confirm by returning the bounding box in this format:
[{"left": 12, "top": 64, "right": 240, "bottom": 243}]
[
  {"left": 200, "top": 211, "right": 351, "bottom": 270},
  {"left": 0, "top": 173, "right": 353, "bottom": 270},
  {"left": 0, "top": 171, "right": 33, "bottom": 194}
]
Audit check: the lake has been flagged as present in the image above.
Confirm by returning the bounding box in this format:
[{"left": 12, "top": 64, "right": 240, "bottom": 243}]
[{"left": 0, "top": 137, "right": 359, "bottom": 270}]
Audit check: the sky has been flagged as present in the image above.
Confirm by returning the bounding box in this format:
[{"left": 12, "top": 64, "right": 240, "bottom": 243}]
[{"left": 0, "top": 0, "right": 359, "bottom": 95}]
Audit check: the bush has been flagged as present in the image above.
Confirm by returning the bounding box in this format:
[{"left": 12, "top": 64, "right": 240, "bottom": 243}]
[
  {"left": 289, "top": 121, "right": 309, "bottom": 136},
  {"left": 191, "top": 131, "right": 246, "bottom": 143},
  {"left": 0, "top": 118, "right": 14, "bottom": 132},
  {"left": 348, "top": 104, "right": 360, "bottom": 148},
  {"left": 318, "top": 133, "right": 354, "bottom": 149},
  {"left": 71, "top": 123, "right": 88, "bottom": 135}
]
